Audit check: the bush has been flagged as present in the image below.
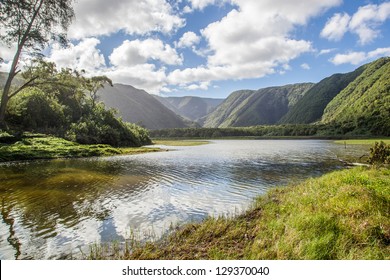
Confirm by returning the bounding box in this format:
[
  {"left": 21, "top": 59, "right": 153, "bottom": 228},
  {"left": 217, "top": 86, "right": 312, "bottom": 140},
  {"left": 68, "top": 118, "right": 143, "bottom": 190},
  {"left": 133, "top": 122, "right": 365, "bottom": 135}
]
[
  {"left": 6, "top": 87, "right": 66, "bottom": 133},
  {"left": 66, "top": 104, "right": 151, "bottom": 147},
  {"left": 368, "top": 141, "right": 390, "bottom": 164}
]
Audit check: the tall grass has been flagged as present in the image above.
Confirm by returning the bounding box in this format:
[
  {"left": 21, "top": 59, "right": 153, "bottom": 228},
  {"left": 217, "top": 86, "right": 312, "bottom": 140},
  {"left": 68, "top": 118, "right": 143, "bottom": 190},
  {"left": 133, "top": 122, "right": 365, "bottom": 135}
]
[{"left": 89, "top": 167, "right": 389, "bottom": 260}]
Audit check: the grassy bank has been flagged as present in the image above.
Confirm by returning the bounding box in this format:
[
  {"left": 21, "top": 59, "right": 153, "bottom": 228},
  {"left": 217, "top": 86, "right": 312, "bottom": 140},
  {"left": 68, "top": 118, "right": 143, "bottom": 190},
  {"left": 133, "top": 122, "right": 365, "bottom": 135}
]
[
  {"left": 89, "top": 167, "right": 390, "bottom": 260},
  {"left": 0, "top": 135, "right": 160, "bottom": 162},
  {"left": 335, "top": 139, "right": 390, "bottom": 145},
  {"left": 152, "top": 139, "right": 210, "bottom": 146}
]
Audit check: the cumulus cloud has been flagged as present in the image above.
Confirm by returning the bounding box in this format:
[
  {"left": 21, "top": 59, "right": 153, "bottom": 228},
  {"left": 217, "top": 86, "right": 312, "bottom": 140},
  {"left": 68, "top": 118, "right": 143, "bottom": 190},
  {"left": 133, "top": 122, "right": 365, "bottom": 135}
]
[
  {"left": 321, "top": 2, "right": 390, "bottom": 44},
  {"left": 330, "top": 47, "right": 390, "bottom": 65},
  {"left": 301, "top": 63, "right": 310, "bottom": 70},
  {"left": 188, "top": 0, "right": 231, "bottom": 10},
  {"left": 46, "top": 38, "right": 171, "bottom": 94},
  {"left": 48, "top": 38, "right": 106, "bottom": 73},
  {"left": 103, "top": 64, "right": 167, "bottom": 94},
  {"left": 185, "top": 81, "right": 211, "bottom": 91},
  {"left": 109, "top": 39, "right": 182, "bottom": 67},
  {"left": 320, "top": 13, "right": 351, "bottom": 41},
  {"left": 68, "top": 0, "right": 185, "bottom": 39},
  {"left": 177, "top": 32, "right": 201, "bottom": 48},
  {"left": 168, "top": 0, "right": 339, "bottom": 86}
]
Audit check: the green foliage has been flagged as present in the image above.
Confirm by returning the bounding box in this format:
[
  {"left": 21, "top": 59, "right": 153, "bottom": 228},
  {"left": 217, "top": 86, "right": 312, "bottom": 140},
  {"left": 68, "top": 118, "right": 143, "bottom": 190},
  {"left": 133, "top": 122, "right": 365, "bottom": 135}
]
[
  {"left": 322, "top": 57, "right": 390, "bottom": 136},
  {"left": 7, "top": 87, "right": 66, "bottom": 132},
  {"left": 203, "top": 83, "right": 313, "bottom": 128},
  {"left": 3, "top": 60, "right": 152, "bottom": 147},
  {"left": 368, "top": 141, "right": 390, "bottom": 165},
  {"left": 281, "top": 67, "right": 365, "bottom": 124},
  {"left": 150, "top": 124, "right": 337, "bottom": 138},
  {"left": 67, "top": 103, "right": 151, "bottom": 147}
]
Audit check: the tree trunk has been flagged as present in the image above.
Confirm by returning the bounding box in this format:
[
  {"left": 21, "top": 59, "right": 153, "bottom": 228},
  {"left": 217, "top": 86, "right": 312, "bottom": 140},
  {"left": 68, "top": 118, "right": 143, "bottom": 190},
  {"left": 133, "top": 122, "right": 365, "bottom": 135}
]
[
  {"left": 0, "top": 0, "right": 44, "bottom": 130},
  {"left": 0, "top": 49, "right": 21, "bottom": 130},
  {"left": 0, "top": 72, "right": 14, "bottom": 130}
]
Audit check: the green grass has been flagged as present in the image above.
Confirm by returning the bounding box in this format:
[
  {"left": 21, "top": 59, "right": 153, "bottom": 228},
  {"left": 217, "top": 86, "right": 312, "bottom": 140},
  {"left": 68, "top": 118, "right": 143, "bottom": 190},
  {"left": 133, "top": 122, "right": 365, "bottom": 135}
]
[
  {"left": 88, "top": 167, "right": 390, "bottom": 260},
  {"left": 0, "top": 135, "right": 160, "bottom": 162},
  {"left": 152, "top": 139, "right": 210, "bottom": 146},
  {"left": 335, "top": 139, "right": 390, "bottom": 145}
]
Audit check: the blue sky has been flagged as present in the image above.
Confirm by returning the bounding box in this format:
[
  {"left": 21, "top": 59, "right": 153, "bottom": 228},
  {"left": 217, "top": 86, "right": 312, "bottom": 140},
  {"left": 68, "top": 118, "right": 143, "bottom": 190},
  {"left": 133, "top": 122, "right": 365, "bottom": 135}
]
[{"left": 2, "top": 0, "right": 390, "bottom": 98}]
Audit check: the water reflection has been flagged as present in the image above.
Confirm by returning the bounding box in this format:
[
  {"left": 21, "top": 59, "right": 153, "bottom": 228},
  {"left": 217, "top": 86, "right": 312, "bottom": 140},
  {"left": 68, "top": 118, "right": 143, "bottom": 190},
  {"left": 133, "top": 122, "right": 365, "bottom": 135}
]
[{"left": 0, "top": 140, "right": 368, "bottom": 259}]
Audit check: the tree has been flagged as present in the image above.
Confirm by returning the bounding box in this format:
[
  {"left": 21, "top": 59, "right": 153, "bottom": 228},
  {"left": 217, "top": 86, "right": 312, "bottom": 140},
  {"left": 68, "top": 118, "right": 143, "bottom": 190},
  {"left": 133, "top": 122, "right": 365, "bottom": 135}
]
[
  {"left": 0, "top": 0, "right": 75, "bottom": 129},
  {"left": 84, "top": 76, "right": 113, "bottom": 108}
]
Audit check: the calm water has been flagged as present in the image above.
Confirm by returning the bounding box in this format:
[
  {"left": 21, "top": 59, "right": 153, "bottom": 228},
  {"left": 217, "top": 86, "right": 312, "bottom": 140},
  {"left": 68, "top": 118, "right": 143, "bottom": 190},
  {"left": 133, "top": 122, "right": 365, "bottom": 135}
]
[{"left": 0, "top": 140, "right": 368, "bottom": 259}]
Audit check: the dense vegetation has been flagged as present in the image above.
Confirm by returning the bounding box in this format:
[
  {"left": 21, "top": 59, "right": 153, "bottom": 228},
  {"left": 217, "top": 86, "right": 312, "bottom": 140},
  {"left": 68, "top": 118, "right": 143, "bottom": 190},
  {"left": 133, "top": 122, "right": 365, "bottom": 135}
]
[
  {"left": 1, "top": 61, "right": 151, "bottom": 147},
  {"left": 322, "top": 57, "right": 390, "bottom": 136},
  {"left": 149, "top": 123, "right": 362, "bottom": 139},
  {"left": 203, "top": 83, "right": 313, "bottom": 128},
  {"left": 280, "top": 67, "right": 365, "bottom": 124},
  {"left": 89, "top": 167, "right": 390, "bottom": 260}
]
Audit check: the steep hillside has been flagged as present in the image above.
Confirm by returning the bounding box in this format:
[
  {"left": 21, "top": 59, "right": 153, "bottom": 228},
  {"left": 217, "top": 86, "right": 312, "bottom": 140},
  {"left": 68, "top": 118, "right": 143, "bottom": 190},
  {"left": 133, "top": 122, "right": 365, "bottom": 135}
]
[
  {"left": 322, "top": 57, "right": 390, "bottom": 135},
  {"left": 203, "top": 83, "right": 313, "bottom": 128},
  {"left": 98, "top": 84, "right": 191, "bottom": 130},
  {"left": 280, "top": 67, "right": 365, "bottom": 124},
  {"left": 154, "top": 96, "right": 223, "bottom": 122}
]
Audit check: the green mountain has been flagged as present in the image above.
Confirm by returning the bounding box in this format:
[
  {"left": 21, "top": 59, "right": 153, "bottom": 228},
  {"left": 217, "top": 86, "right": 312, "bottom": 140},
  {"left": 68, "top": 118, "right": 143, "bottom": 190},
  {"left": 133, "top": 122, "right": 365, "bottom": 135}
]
[
  {"left": 98, "top": 84, "right": 193, "bottom": 130},
  {"left": 203, "top": 83, "right": 314, "bottom": 128},
  {"left": 154, "top": 96, "right": 224, "bottom": 122},
  {"left": 280, "top": 67, "right": 365, "bottom": 124},
  {"left": 322, "top": 57, "right": 390, "bottom": 135}
]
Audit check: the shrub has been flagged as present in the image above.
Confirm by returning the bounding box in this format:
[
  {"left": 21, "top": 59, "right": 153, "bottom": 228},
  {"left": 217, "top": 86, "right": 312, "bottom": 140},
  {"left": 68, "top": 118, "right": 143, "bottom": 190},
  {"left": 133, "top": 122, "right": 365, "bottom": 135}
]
[
  {"left": 368, "top": 141, "right": 390, "bottom": 164},
  {"left": 66, "top": 104, "right": 151, "bottom": 147}
]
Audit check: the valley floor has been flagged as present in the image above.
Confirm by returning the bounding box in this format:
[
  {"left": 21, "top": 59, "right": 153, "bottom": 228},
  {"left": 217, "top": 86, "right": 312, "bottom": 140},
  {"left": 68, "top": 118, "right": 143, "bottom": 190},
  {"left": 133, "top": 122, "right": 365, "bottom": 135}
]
[{"left": 89, "top": 166, "right": 390, "bottom": 260}]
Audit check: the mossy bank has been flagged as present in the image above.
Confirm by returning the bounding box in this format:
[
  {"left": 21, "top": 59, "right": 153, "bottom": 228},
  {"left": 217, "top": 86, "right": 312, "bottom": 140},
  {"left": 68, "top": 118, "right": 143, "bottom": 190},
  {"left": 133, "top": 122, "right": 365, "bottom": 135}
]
[
  {"left": 0, "top": 134, "right": 160, "bottom": 162},
  {"left": 89, "top": 167, "right": 390, "bottom": 260}
]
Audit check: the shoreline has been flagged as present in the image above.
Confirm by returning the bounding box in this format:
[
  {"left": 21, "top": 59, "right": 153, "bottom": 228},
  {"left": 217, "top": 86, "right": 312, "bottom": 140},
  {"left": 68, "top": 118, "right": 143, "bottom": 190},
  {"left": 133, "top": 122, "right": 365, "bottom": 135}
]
[{"left": 87, "top": 166, "right": 390, "bottom": 260}]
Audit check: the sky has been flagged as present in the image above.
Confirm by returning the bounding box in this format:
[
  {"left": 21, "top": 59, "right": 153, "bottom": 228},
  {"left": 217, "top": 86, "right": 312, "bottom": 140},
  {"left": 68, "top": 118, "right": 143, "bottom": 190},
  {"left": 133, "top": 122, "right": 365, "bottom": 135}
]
[{"left": 1, "top": 0, "right": 390, "bottom": 98}]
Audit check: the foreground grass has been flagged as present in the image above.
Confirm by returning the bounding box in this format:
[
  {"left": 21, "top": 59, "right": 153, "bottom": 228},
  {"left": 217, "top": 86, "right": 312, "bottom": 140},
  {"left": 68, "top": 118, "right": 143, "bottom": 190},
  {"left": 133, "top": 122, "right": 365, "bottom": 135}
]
[
  {"left": 152, "top": 139, "right": 210, "bottom": 146},
  {"left": 0, "top": 136, "right": 160, "bottom": 162},
  {"left": 335, "top": 139, "right": 390, "bottom": 145},
  {"left": 89, "top": 167, "right": 390, "bottom": 260}
]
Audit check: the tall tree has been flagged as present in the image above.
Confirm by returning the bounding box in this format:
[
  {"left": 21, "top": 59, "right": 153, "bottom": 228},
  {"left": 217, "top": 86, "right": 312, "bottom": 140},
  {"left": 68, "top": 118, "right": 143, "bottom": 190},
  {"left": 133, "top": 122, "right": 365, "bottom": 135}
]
[{"left": 0, "top": 0, "right": 75, "bottom": 129}]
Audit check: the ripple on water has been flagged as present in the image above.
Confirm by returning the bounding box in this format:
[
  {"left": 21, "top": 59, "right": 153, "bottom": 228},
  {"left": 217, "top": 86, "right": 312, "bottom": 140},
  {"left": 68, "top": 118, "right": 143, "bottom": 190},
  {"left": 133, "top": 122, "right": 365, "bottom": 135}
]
[{"left": 0, "top": 140, "right": 369, "bottom": 259}]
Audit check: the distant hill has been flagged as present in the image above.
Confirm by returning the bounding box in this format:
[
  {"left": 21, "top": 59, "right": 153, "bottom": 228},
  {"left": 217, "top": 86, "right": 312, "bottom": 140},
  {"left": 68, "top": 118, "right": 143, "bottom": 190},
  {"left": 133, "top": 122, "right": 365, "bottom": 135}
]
[
  {"left": 322, "top": 57, "right": 390, "bottom": 135},
  {"left": 203, "top": 83, "right": 314, "bottom": 128},
  {"left": 154, "top": 96, "right": 224, "bottom": 123},
  {"left": 280, "top": 67, "right": 365, "bottom": 124},
  {"left": 98, "top": 84, "right": 193, "bottom": 130}
]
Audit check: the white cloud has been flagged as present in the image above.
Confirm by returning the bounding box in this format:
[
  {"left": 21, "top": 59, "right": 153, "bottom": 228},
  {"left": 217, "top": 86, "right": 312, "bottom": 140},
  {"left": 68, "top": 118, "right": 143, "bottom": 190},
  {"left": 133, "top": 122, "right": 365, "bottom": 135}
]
[
  {"left": 177, "top": 32, "right": 201, "bottom": 48},
  {"left": 318, "top": 48, "right": 337, "bottom": 56},
  {"left": 301, "top": 63, "right": 310, "bottom": 70},
  {"left": 320, "top": 13, "right": 351, "bottom": 41},
  {"left": 68, "top": 0, "right": 185, "bottom": 39},
  {"left": 330, "top": 47, "right": 390, "bottom": 65},
  {"left": 189, "top": 0, "right": 231, "bottom": 10},
  {"left": 184, "top": 81, "right": 210, "bottom": 90},
  {"left": 169, "top": 0, "right": 339, "bottom": 86},
  {"left": 109, "top": 39, "right": 182, "bottom": 67},
  {"left": 46, "top": 38, "right": 172, "bottom": 94},
  {"left": 321, "top": 2, "right": 390, "bottom": 45},
  {"left": 48, "top": 38, "right": 106, "bottom": 73},
  {"left": 104, "top": 64, "right": 167, "bottom": 94}
]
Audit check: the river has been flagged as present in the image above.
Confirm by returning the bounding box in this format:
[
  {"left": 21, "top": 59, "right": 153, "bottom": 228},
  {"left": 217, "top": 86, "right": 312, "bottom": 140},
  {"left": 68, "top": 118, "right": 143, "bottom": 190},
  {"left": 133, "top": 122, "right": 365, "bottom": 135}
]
[{"left": 0, "top": 140, "right": 368, "bottom": 259}]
